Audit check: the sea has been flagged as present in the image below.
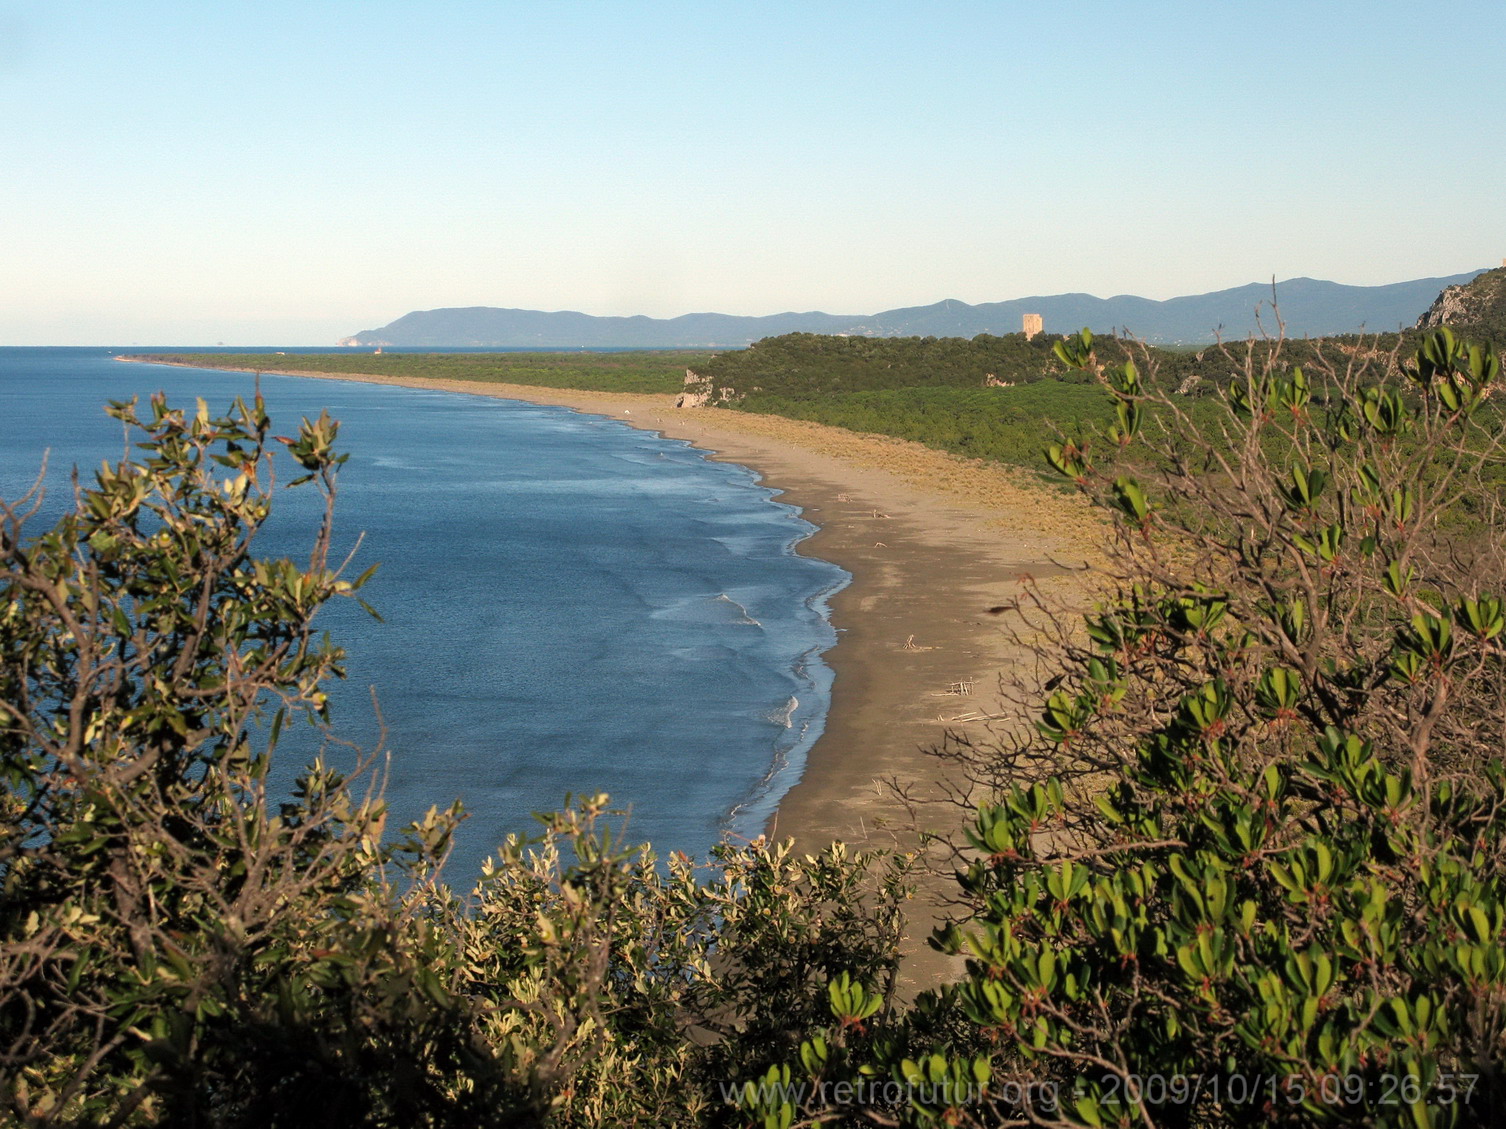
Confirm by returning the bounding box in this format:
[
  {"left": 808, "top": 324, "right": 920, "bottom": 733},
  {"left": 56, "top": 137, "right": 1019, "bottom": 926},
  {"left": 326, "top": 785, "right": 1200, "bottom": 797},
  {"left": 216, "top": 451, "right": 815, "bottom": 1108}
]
[{"left": 0, "top": 347, "right": 848, "bottom": 879}]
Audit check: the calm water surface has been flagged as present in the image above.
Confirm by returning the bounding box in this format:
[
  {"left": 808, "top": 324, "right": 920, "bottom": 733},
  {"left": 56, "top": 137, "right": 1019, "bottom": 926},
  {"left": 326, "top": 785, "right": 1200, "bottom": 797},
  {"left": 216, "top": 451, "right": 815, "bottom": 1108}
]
[{"left": 0, "top": 347, "right": 846, "bottom": 877}]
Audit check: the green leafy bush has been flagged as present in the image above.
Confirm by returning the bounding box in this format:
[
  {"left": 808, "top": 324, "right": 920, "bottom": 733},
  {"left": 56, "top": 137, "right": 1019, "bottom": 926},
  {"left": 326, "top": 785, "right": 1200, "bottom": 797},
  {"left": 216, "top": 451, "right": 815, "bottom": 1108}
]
[
  {"left": 15, "top": 324, "right": 1506, "bottom": 1127},
  {"left": 0, "top": 393, "right": 910, "bottom": 1126},
  {"left": 872, "top": 329, "right": 1506, "bottom": 1127},
  {"left": 0, "top": 392, "right": 476, "bottom": 1124}
]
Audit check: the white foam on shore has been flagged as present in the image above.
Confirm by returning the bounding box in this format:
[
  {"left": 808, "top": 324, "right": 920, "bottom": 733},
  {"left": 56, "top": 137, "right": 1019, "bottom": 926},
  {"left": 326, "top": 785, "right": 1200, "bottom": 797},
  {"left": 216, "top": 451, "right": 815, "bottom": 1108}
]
[
  {"left": 767, "top": 696, "right": 798, "bottom": 728},
  {"left": 714, "top": 592, "right": 762, "bottom": 626}
]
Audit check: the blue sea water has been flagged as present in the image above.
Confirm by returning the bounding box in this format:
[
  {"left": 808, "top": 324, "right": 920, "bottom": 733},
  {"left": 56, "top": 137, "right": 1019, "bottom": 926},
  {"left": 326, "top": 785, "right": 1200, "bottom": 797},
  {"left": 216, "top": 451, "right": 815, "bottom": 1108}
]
[{"left": 0, "top": 347, "right": 847, "bottom": 878}]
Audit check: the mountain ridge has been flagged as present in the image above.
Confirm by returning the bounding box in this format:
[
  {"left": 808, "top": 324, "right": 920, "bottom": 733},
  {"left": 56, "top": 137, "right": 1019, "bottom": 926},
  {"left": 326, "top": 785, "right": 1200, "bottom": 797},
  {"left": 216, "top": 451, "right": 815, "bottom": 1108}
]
[{"left": 340, "top": 270, "right": 1491, "bottom": 349}]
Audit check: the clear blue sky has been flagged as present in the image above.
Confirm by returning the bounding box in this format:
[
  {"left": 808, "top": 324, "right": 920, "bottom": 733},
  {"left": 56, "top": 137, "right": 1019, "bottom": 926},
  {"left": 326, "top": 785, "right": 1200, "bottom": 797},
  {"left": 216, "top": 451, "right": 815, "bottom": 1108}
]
[{"left": 3, "top": 0, "right": 1502, "bottom": 344}]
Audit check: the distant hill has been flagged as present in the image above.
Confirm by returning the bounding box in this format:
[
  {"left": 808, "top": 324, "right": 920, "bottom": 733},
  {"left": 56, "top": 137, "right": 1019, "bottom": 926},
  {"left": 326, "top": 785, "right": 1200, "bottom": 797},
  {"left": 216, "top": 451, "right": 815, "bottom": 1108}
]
[
  {"left": 339, "top": 307, "right": 860, "bottom": 350},
  {"left": 339, "top": 270, "right": 1491, "bottom": 349}
]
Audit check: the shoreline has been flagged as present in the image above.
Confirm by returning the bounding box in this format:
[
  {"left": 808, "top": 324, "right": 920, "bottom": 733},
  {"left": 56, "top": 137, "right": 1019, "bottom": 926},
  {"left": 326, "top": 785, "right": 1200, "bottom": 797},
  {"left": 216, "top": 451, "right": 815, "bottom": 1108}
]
[{"left": 121, "top": 357, "right": 1102, "bottom": 990}]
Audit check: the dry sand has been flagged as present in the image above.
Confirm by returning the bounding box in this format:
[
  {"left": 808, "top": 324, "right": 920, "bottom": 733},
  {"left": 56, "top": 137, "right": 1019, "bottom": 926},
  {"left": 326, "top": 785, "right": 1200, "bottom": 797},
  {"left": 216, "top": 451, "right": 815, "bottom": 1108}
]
[{"left": 128, "top": 361, "right": 1104, "bottom": 991}]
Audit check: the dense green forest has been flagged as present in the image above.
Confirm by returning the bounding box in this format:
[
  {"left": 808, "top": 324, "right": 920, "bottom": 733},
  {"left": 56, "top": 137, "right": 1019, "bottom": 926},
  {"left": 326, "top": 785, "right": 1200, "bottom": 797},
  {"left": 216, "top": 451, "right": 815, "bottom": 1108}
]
[
  {"left": 133, "top": 350, "right": 699, "bottom": 395},
  {"left": 694, "top": 332, "right": 1416, "bottom": 468},
  {"left": 686, "top": 329, "right": 1403, "bottom": 396},
  {"left": 134, "top": 336, "right": 1383, "bottom": 471},
  {"left": 689, "top": 332, "right": 1071, "bottom": 394}
]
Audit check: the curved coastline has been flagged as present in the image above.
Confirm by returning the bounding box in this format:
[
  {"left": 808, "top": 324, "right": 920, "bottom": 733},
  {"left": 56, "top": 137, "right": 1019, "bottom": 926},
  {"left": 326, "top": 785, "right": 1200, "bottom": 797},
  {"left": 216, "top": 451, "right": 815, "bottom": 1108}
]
[{"left": 120, "top": 357, "right": 1102, "bottom": 988}]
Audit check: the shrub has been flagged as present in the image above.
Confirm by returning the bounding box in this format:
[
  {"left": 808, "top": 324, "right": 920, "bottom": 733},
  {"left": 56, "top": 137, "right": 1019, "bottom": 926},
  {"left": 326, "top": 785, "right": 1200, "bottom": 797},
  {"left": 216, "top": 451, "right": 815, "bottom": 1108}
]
[
  {"left": 906, "top": 329, "right": 1505, "bottom": 1127},
  {"left": 731, "top": 328, "right": 1506, "bottom": 1128},
  {"left": 0, "top": 391, "right": 910, "bottom": 1126},
  {"left": 0, "top": 392, "right": 485, "bottom": 1124}
]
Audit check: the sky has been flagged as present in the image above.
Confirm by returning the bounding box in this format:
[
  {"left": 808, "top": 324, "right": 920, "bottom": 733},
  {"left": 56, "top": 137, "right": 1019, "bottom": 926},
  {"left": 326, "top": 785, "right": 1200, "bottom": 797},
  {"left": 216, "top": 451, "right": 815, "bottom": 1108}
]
[{"left": 2, "top": 0, "right": 1503, "bottom": 345}]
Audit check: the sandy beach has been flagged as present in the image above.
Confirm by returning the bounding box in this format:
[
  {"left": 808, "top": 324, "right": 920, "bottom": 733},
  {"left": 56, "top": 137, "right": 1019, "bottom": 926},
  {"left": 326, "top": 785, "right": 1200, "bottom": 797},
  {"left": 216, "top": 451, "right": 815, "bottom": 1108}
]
[{"left": 126, "top": 360, "right": 1103, "bottom": 990}]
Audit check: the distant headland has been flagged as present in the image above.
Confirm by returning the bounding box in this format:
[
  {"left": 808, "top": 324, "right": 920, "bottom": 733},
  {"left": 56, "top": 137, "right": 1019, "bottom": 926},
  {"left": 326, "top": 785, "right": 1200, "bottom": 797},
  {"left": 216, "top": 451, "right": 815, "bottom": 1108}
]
[{"left": 338, "top": 269, "right": 1490, "bottom": 349}]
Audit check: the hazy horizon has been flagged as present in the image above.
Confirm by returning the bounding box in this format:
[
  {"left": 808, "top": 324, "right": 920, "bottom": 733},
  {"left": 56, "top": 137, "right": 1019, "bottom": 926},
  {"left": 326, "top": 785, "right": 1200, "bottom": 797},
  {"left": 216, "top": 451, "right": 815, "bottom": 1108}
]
[{"left": 3, "top": 265, "right": 1492, "bottom": 349}]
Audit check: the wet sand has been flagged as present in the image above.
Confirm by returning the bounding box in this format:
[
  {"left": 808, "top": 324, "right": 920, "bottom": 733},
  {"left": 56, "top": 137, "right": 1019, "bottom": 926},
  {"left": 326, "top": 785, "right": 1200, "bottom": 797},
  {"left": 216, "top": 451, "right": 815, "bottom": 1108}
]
[{"left": 124, "top": 360, "right": 1103, "bottom": 990}]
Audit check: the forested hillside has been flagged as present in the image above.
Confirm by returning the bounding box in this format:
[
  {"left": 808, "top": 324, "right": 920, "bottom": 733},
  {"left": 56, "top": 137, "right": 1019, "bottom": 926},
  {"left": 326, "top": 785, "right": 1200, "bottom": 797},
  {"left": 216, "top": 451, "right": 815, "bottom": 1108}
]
[
  {"left": 689, "top": 332, "right": 1402, "bottom": 467},
  {"left": 133, "top": 350, "right": 696, "bottom": 395},
  {"left": 687, "top": 333, "right": 1070, "bottom": 395}
]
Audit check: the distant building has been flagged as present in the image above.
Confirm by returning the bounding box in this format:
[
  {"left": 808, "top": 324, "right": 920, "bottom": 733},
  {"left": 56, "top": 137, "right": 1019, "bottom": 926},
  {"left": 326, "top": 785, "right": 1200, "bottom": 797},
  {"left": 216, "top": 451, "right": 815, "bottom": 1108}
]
[{"left": 1022, "top": 313, "right": 1043, "bottom": 340}]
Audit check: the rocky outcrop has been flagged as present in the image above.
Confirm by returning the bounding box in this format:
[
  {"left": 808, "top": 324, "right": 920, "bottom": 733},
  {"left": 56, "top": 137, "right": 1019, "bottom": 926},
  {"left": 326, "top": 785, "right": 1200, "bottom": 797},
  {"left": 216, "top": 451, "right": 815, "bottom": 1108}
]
[
  {"left": 674, "top": 369, "right": 737, "bottom": 409},
  {"left": 1415, "top": 266, "right": 1506, "bottom": 343},
  {"left": 674, "top": 387, "right": 713, "bottom": 408},
  {"left": 1415, "top": 283, "right": 1478, "bottom": 329}
]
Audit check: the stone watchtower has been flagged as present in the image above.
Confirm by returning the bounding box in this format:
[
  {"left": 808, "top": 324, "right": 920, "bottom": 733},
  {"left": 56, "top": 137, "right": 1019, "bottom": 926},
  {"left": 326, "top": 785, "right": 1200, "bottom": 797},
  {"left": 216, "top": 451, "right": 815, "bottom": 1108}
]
[{"left": 1022, "top": 313, "right": 1043, "bottom": 340}]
